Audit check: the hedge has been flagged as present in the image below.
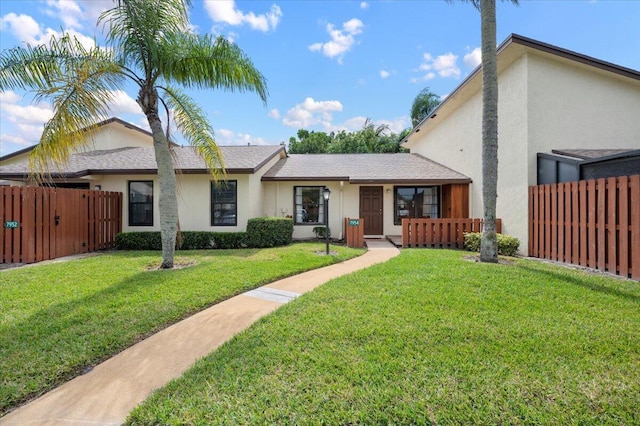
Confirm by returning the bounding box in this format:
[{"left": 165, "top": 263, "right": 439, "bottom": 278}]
[
  {"left": 115, "top": 217, "right": 293, "bottom": 250},
  {"left": 246, "top": 217, "right": 294, "bottom": 248},
  {"left": 463, "top": 232, "right": 520, "bottom": 257}
]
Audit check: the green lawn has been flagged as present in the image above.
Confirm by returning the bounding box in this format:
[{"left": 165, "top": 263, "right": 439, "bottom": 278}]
[
  {"left": 0, "top": 243, "right": 363, "bottom": 415},
  {"left": 127, "top": 249, "right": 640, "bottom": 425}
]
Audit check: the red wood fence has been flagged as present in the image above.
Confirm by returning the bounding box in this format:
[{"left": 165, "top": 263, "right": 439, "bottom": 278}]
[
  {"left": 402, "top": 218, "right": 502, "bottom": 249},
  {"left": 1, "top": 186, "right": 122, "bottom": 264},
  {"left": 529, "top": 175, "right": 640, "bottom": 280}
]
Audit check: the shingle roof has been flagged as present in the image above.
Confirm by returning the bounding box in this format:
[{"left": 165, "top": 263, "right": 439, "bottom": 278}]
[
  {"left": 261, "top": 153, "right": 470, "bottom": 183},
  {"left": 551, "top": 149, "right": 637, "bottom": 160},
  {"left": 0, "top": 145, "right": 285, "bottom": 178}
]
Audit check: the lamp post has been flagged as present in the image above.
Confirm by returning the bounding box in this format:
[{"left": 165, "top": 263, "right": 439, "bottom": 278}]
[{"left": 323, "top": 187, "right": 331, "bottom": 255}]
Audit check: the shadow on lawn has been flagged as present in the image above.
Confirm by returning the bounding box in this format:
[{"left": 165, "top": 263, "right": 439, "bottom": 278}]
[
  {"left": 0, "top": 261, "right": 235, "bottom": 413},
  {"left": 516, "top": 264, "right": 640, "bottom": 303}
]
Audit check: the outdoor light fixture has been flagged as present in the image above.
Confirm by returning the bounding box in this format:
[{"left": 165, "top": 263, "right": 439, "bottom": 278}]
[
  {"left": 323, "top": 187, "right": 331, "bottom": 255},
  {"left": 94, "top": 185, "right": 102, "bottom": 191}
]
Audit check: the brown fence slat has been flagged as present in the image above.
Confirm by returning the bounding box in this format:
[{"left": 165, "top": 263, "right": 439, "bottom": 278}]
[
  {"left": 630, "top": 175, "right": 640, "bottom": 280},
  {"left": 587, "top": 179, "right": 596, "bottom": 269},
  {"left": 1, "top": 187, "right": 122, "bottom": 264},
  {"left": 402, "top": 217, "right": 499, "bottom": 249},
  {"left": 529, "top": 174, "right": 639, "bottom": 280},
  {"left": 597, "top": 178, "right": 606, "bottom": 271},
  {"left": 618, "top": 176, "right": 629, "bottom": 278},
  {"left": 606, "top": 177, "right": 617, "bottom": 275}
]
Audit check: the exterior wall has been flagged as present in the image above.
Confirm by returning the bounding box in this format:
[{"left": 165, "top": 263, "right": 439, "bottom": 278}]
[
  {"left": 407, "top": 50, "right": 640, "bottom": 253},
  {"left": 526, "top": 52, "right": 640, "bottom": 184},
  {"left": 408, "top": 54, "right": 530, "bottom": 249},
  {"left": 262, "top": 180, "right": 400, "bottom": 239},
  {"left": 96, "top": 173, "right": 254, "bottom": 233},
  {"left": 80, "top": 123, "right": 152, "bottom": 152}
]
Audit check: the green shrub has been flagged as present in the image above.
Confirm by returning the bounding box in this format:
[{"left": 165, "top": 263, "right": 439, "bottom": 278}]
[
  {"left": 463, "top": 232, "right": 520, "bottom": 257},
  {"left": 115, "top": 231, "right": 248, "bottom": 250},
  {"left": 177, "top": 231, "right": 248, "bottom": 250},
  {"left": 246, "top": 217, "right": 293, "bottom": 248},
  {"left": 312, "top": 226, "right": 331, "bottom": 238},
  {"left": 115, "top": 232, "right": 161, "bottom": 250}
]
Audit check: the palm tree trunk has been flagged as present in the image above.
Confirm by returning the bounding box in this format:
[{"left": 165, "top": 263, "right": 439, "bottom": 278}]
[
  {"left": 140, "top": 87, "right": 178, "bottom": 269},
  {"left": 479, "top": 0, "right": 499, "bottom": 263}
]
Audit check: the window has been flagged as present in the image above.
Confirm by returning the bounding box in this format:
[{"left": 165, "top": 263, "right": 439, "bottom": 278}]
[
  {"left": 129, "top": 181, "right": 153, "bottom": 226},
  {"left": 211, "top": 180, "right": 237, "bottom": 226},
  {"left": 394, "top": 186, "right": 440, "bottom": 225},
  {"left": 294, "top": 186, "right": 325, "bottom": 225}
]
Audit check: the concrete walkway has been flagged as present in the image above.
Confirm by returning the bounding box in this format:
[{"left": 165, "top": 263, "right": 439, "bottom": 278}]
[{"left": 1, "top": 241, "right": 399, "bottom": 426}]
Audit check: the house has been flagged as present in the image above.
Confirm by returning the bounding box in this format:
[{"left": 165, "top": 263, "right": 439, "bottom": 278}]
[
  {"left": 2, "top": 34, "right": 638, "bottom": 250},
  {"left": 0, "top": 118, "right": 470, "bottom": 240},
  {"left": 403, "top": 34, "right": 640, "bottom": 251}
]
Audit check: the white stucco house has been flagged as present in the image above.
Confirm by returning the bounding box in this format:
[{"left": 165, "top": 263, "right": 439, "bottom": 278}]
[
  {"left": 0, "top": 118, "right": 471, "bottom": 241},
  {"left": 2, "top": 34, "right": 638, "bottom": 250},
  {"left": 403, "top": 34, "right": 640, "bottom": 251}
]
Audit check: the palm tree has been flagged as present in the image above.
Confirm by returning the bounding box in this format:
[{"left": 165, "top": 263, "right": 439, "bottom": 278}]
[
  {"left": 0, "top": 0, "right": 267, "bottom": 268},
  {"left": 456, "top": 0, "right": 517, "bottom": 263},
  {"left": 410, "top": 87, "right": 441, "bottom": 127}
]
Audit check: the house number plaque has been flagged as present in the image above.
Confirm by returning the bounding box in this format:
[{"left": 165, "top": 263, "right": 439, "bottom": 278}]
[
  {"left": 5, "top": 221, "right": 19, "bottom": 228},
  {"left": 348, "top": 219, "right": 360, "bottom": 226}
]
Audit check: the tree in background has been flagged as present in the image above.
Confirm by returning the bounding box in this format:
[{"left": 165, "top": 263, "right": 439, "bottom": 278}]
[
  {"left": 410, "top": 87, "right": 441, "bottom": 127},
  {"left": 0, "top": 0, "right": 267, "bottom": 268},
  {"left": 288, "top": 119, "right": 407, "bottom": 154},
  {"left": 288, "top": 129, "right": 332, "bottom": 154}
]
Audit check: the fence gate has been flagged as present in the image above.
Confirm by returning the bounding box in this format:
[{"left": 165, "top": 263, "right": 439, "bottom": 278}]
[{"left": 1, "top": 186, "right": 122, "bottom": 264}]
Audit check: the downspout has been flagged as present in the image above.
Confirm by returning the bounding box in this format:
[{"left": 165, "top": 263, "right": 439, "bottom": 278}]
[{"left": 339, "top": 181, "right": 344, "bottom": 239}]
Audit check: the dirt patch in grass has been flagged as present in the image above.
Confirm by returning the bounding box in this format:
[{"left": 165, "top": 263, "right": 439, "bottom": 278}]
[
  {"left": 145, "top": 260, "right": 197, "bottom": 271},
  {"left": 463, "top": 255, "right": 516, "bottom": 265}
]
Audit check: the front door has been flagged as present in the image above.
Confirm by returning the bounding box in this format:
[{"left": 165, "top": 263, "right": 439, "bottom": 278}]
[{"left": 359, "top": 186, "right": 383, "bottom": 235}]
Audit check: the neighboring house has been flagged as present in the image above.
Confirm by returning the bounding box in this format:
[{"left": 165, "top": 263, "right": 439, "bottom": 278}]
[
  {"left": 0, "top": 118, "right": 470, "bottom": 240},
  {"left": 403, "top": 33, "right": 640, "bottom": 251}
]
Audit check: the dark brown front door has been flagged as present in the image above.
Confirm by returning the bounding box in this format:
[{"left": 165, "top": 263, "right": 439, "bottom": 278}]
[{"left": 360, "top": 186, "right": 383, "bottom": 235}]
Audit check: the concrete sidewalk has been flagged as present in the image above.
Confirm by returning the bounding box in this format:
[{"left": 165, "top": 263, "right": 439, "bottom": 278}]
[{"left": 1, "top": 241, "right": 399, "bottom": 426}]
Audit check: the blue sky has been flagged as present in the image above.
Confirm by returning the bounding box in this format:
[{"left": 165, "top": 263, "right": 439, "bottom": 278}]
[{"left": 1, "top": 0, "right": 639, "bottom": 156}]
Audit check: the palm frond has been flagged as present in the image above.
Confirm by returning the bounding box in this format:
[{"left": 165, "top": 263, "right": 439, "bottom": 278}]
[
  {"left": 158, "top": 34, "right": 268, "bottom": 104},
  {"left": 99, "top": 0, "right": 190, "bottom": 77},
  {"left": 0, "top": 33, "right": 126, "bottom": 175},
  {"left": 160, "top": 85, "right": 225, "bottom": 180}
]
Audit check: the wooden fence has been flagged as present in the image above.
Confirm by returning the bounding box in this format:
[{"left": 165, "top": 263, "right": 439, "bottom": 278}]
[
  {"left": 1, "top": 186, "right": 122, "bottom": 264},
  {"left": 344, "top": 217, "right": 365, "bottom": 248},
  {"left": 529, "top": 175, "right": 640, "bottom": 280},
  {"left": 402, "top": 218, "right": 501, "bottom": 249}
]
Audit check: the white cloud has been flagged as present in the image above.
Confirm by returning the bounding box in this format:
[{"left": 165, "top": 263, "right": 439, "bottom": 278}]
[
  {"left": 105, "top": 90, "right": 142, "bottom": 116},
  {"left": 418, "top": 51, "right": 460, "bottom": 79},
  {"left": 0, "top": 13, "right": 44, "bottom": 45},
  {"left": 282, "top": 97, "right": 343, "bottom": 128},
  {"left": 203, "top": 1, "right": 282, "bottom": 32},
  {"left": 268, "top": 109, "right": 280, "bottom": 119},
  {"left": 360, "top": 2, "right": 369, "bottom": 9},
  {"left": 215, "top": 128, "right": 270, "bottom": 146},
  {"left": 377, "top": 117, "right": 411, "bottom": 134},
  {"left": 380, "top": 70, "right": 391, "bottom": 79},
  {"left": 0, "top": 12, "right": 96, "bottom": 49},
  {"left": 44, "top": 0, "right": 113, "bottom": 29},
  {"left": 0, "top": 91, "right": 52, "bottom": 148},
  {"left": 309, "top": 18, "right": 364, "bottom": 64},
  {"left": 464, "top": 47, "right": 482, "bottom": 69},
  {"left": 0, "top": 91, "right": 53, "bottom": 125},
  {"left": 44, "top": 0, "right": 83, "bottom": 29}
]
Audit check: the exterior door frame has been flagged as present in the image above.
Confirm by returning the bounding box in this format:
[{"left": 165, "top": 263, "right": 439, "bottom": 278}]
[{"left": 359, "top": 186, "right": 384, "bottom": 235}]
